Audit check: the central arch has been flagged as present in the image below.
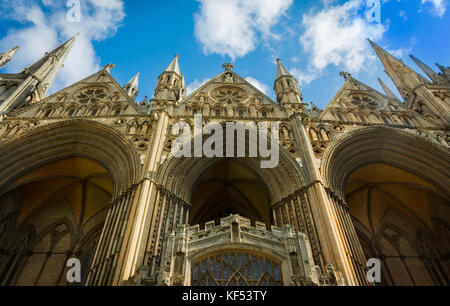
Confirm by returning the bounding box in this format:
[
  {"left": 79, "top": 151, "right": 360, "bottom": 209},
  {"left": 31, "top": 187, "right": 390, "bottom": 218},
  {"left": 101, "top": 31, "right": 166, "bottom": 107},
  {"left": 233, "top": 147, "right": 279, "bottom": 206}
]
[{"left": 157, "top": 141, "right": 306, "bottom": 211}]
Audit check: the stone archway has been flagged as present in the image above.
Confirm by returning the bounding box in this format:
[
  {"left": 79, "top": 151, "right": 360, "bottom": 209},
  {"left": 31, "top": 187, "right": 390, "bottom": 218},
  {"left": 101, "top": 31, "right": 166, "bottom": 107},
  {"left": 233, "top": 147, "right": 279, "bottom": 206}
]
[
  {"left": 0, "top": 120, "right": 141, "bottom": 198},
  {"left": 0, "top": 121, "right": 142, "bottom": 286},
  {"left": 321, "top": 127, "right": 450, "bottom": 286}
]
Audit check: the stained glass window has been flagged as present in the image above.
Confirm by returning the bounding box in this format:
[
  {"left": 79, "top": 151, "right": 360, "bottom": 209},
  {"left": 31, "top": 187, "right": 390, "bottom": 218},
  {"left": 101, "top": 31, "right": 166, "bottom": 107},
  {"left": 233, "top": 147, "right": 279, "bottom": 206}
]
[{"left": 191, "top": 251, "right": 283, "bottom": 286}]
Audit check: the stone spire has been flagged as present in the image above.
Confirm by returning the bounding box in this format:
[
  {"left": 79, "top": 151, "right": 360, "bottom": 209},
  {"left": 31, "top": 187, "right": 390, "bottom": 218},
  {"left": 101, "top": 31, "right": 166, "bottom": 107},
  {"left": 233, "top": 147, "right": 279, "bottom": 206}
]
[
  {"left": 409, "top": 54, "right": 439, "bottom": 82},
  {"left": 370, "top": 39, "right": 449, "bottom": 125},
  {"left": 276, "top": 58, "right": 291, "bottom": 79},
  {"left": 124, "top": 73, "right": 140, "bottom": 101},
  {"left": 274, "top": 58, "right": 302, "bottom": 106},
  {"left": 368, "top": 39, "right": 428, "bottom": 101},
  {"left": 0, "top": 34, "right": 78, "bottom": 113},
  {"left": 164, "top": 54, "right": 181, "bottom": 76},
  {"left": 23, "top": 33, "right": 79, "bottom": 100},
  {"left": 0, "top": 46, "right": 20, "bottom": 69},
  {"left": 377, "top": 78, "right": 400, "bottom": 101}
]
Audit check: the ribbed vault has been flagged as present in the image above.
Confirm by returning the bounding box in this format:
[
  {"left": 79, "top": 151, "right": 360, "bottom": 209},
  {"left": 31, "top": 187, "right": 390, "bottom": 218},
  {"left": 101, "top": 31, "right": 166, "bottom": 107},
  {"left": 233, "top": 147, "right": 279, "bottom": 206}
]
[
  {"left": 346, "top": 163, "right": 447, "bottom": 234},
  {"left": 6, "top": 157, "right": 112, "bottom": 228},
  {"left": 189, "top": 160, "right": 271, "bottom": 225}
]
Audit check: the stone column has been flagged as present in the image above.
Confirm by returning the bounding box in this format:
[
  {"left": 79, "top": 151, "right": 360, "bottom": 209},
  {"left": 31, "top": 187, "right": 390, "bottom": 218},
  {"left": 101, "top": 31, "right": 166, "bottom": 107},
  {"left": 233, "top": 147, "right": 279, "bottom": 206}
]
[
  {"left": 118, "top": 111, "right": 170, "bottom": 283},
  {"left": 290, "top": 113, "right": 362, "bottom": 286}
]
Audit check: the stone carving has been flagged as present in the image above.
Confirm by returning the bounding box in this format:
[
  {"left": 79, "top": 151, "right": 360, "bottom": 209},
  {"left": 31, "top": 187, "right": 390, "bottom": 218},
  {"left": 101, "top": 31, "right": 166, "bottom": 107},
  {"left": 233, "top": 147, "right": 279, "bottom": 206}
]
[
  {"left": 211, "top": 86, "right": 248, "bottom": 104},
  {"left": 76, "top": 86, "right": 109, "bottom": 104}
]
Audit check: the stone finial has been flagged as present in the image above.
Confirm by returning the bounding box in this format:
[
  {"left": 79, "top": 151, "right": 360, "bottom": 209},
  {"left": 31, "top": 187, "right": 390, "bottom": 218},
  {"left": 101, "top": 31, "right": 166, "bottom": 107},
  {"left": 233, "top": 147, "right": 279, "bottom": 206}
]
[
  {"left": 339, "top": 71, "right": 352, "bottom": 80},
  {"left": 104, "top": 63, "right": 116, "bottom": 73},
  {"left": 222, "top": 63, "right": 234, "bottom": 72}
]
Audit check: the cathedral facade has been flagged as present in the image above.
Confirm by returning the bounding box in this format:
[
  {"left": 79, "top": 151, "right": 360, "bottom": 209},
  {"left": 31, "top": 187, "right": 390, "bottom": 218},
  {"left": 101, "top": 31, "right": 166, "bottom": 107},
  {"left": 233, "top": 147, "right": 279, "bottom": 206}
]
[{"left": 0, "top": 35, "right": 448, "bottom": 286}]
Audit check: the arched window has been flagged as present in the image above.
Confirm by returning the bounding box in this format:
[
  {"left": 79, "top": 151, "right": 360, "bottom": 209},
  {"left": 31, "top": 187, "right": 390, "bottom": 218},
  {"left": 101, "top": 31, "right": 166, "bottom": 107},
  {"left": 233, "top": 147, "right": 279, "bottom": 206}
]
[
  {"left": 43, "top": 109, "right": 52, "bottom": 118},
  {"left": 114, "top": 108, "right": 121, "bottom": 116},
  {"left": 238, "top": 110, "right": 244, "bottom": 118},
  {"left": 191, "top": 251, "right": 283, "bottom": 286},
  {"left": 193, "top": 109, "right": 198, "bottom": 116},
  {"left": 91, "top": 108, "right": 98, "bottom": 116},
  {"left": 262, "top": 111, "right": 267, "bottom": 118},
  {"left": 216, "top": 109, "right": 221, "bottom": 117},
  {"left": 68, "top": 109, "right": 75, "bottom": 117}
]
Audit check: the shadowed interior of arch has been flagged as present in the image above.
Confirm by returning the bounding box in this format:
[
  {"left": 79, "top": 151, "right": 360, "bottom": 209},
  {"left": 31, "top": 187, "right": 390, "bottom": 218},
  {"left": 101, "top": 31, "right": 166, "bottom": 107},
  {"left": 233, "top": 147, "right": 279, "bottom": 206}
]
[
  {"left": 8, "top": 157, "right": 113, "bottom": 227},
  {"left": 0, "top": 157, "right": 113, "bottom": 286},
  {"left": 189, "top": 160, "right": 271, "bottom": 227},
  {"left": 345, "top": 163, "right": 449, "bottom": 286},
  {"left": 345, "top": 163, "right": 447, "bottom": 233}
]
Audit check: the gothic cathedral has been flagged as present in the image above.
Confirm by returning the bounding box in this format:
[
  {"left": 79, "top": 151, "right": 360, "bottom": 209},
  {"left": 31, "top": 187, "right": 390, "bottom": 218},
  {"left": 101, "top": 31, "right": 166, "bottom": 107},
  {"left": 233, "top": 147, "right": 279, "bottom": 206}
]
[{"left": 0, "top": 35, "right": 448, "bottom": 286}]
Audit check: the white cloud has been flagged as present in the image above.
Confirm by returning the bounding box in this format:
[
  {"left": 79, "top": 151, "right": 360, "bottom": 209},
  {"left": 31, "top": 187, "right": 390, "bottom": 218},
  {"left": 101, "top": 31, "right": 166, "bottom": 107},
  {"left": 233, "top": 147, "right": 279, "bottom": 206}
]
[
  {"left": 186, "top": 79, "right": 210, "bottom": 95},
  {"left": 300, "top": 0, "right": 386, "bottom": 72},
  {"left": 296, "top": 0, "right": 386, "bottom": 83},
  {"left": 0, "top": 0, "right": 125, "bottom": 93},
  {"left": 290, "top": 68, "right": 320, "bottom": 86},
  {"left": 194, "top": 0, "right": 293, "bottom": 60},
  {"left": 421, "top": 0, "right": 447, "bottom": 17},
  {"left": 245, "top": 77, "right": 270, "bottom": 95}
]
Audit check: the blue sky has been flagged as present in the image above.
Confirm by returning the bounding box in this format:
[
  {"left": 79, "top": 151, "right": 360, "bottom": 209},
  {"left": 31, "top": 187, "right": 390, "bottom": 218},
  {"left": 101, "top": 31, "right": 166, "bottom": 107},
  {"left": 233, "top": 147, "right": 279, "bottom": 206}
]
[{"left": 0, "top": 0, "right": 449, "bottom": 109}]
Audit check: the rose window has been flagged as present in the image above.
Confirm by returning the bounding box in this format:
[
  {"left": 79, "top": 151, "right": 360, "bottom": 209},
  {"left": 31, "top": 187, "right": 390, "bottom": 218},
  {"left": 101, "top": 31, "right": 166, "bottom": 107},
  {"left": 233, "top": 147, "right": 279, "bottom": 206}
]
[
  {"left": 351, "top": 95, "right": 378, "bottom": 110},
  {"left": 76, "top": 87, "right": 109, "bottom": 104},
  {"left": 212, "top": 86, "right": 248, "bottom": 104}
]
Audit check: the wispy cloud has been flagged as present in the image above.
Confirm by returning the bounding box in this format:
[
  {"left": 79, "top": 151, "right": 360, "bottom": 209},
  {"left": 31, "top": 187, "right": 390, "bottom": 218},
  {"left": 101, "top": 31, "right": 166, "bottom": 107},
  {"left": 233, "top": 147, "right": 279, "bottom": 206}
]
[
  {"left": 421, "top": 0, "right": 447, "bottom": 17},
  {"left": 245, "top": 76, "right": 270, "bottom": 95},
  {"left": 194, "top": 0, "right": 293, "bottom": 60},
  {"left": 0, "top": 0, "right": 125, "bottom": 93},
  {"left": 186, "top": 78, "right": 209, "bottom": 95}
]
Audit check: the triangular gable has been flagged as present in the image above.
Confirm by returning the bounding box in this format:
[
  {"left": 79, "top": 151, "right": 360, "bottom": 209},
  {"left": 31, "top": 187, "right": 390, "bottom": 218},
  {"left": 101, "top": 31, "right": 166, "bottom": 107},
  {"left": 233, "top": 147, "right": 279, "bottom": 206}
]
[
  {"left": 179, "top": 70, "right": 280, "bottom": 109},
  {"left": 319, "top": 76, "right": 405, "bottom": 121},
  {"left": 14, "top": 68, "right": 142, "bottom": 118}
]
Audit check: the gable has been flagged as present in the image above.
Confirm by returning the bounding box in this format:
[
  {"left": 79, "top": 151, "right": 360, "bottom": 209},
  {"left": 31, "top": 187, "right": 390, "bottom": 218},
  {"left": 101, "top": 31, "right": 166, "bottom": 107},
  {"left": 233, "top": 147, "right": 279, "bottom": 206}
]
[
  {"left": 319, "top": 77, "right": 406, "bottom": 122},
  {"left": 176, "top": 71, "right": 281, "bottom": 116},
  {"left": 14, "top": 69, "right": 142, "bottom": 119}
]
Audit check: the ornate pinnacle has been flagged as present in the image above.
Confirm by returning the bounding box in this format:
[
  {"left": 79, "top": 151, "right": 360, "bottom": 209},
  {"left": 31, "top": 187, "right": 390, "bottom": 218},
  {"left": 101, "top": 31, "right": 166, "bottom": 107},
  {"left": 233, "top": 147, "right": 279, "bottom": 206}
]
[{"left": 0, "top": 46, "right": 20, "bottom": 69}]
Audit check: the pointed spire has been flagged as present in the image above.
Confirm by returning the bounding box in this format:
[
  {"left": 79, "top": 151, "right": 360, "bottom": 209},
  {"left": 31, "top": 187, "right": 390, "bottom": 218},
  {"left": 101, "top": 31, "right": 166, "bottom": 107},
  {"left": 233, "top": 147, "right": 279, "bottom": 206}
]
[
  {"left": 409, "top": 54, "right": 439, "bottom": 82},
  {"left": 0, "top": 45, "right": 20, "bottom": 69},
  {"left": 164, "top": 54, "right": 181, "bottom": 75},
  {"left": 276, "top": 58, "right": 291, "bottom": 79},
  {"left": 23, "top": 33, "right": 79, "bottom": 98},
  {"left": 378, "top": 78, "right": 399, "bottom": 100},
  {"left": 124, "top": 72, "right": 139, "bottom": 101},
  {"left": 368, "top": 39, "right": 428, "bottom": 95}
]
